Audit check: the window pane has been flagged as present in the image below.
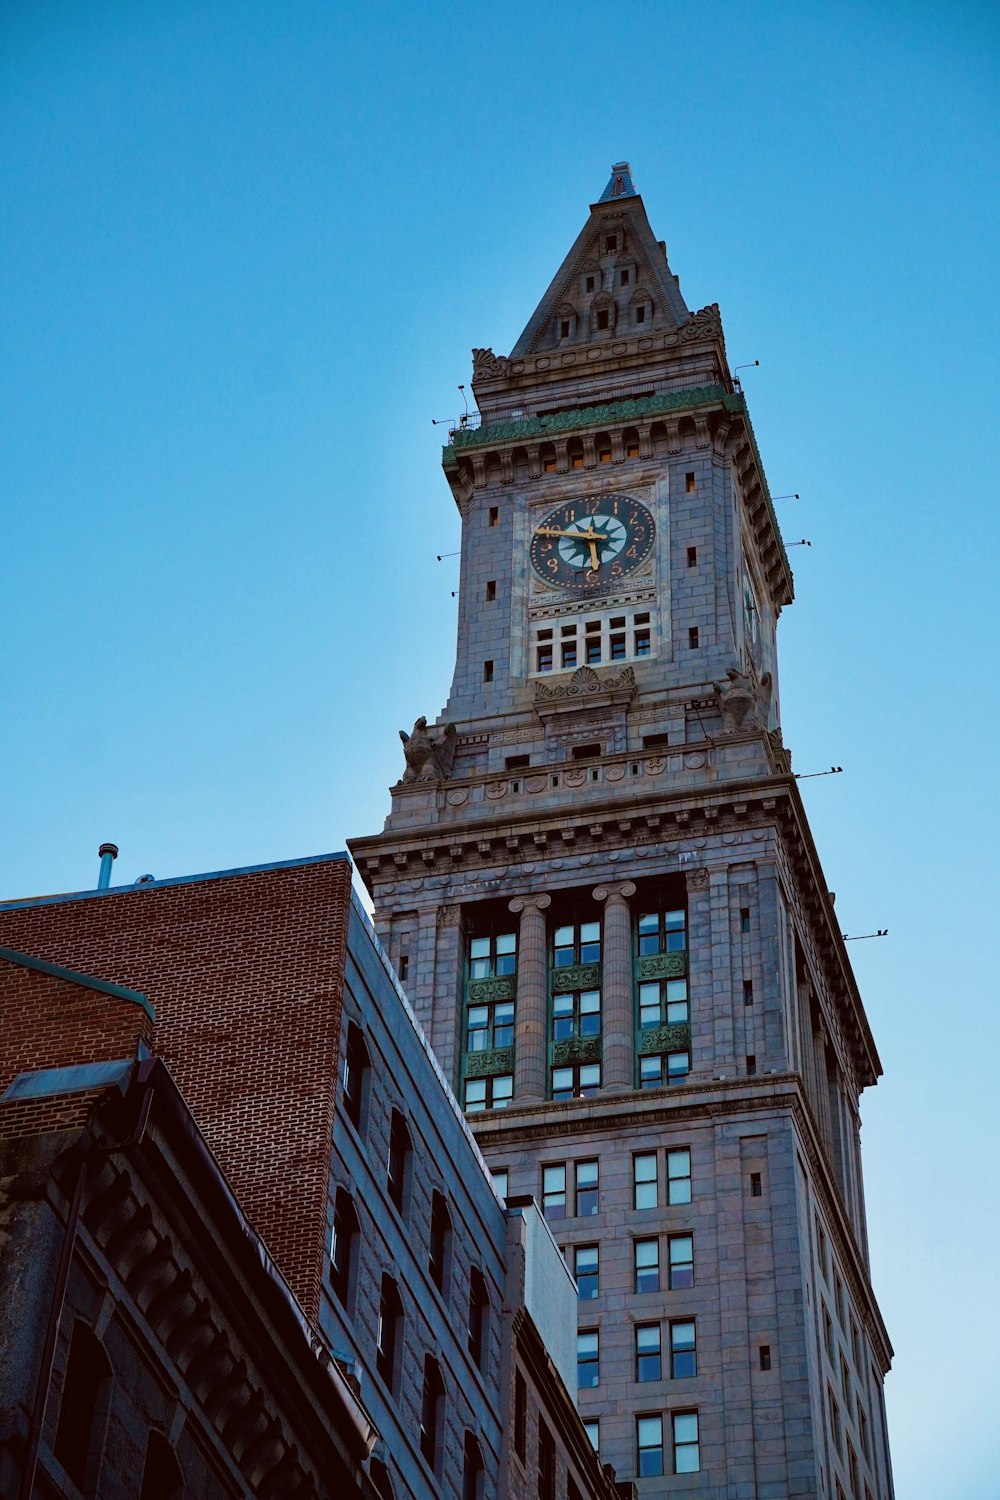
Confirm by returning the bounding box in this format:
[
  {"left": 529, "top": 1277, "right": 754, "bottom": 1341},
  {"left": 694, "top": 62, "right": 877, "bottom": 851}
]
[
  {"left": 580, "top": 922, "right": 600, "bottom": 944},
  {"left": 638, "top": 913, "right": 658, "bottom": 933},
  {"left": 496, "top": 933, "right": 516, "bottom": 954},
  {"left": 470, "top": 938, "right": 490, "bottom": 958},
  {"left": 579, "top": 1064, "right": 601, "bottom": 1092},
  {"left": 554, "top": 926, "right": 574, "bottom": 947},
  {"left": 580, "top": 990, "right": 600, "bottom": 1013},
  {"left": 493, "top": 1075, "right": 512, "bottom": 1105}
]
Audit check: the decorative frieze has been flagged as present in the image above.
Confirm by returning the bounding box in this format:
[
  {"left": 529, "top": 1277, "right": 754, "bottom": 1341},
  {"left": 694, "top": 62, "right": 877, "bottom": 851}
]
[
  {"left": 638, "top": 1023, "right": 691, "bottom": 1056},
  {"left": 551, "top": 963, "right": 601, "bottom": 992},
  {"left": 636, "top": 952, "right": 687, "bottom": 981},
  {"left": 464, "top": 1047, "right": 515, "bottom": 1079},
  {"left": 552, "top": 1036, "right": 602, "bottom": 1067},
  {"left": 468, "top": 975, "right": 516, "bottom": 1005}
]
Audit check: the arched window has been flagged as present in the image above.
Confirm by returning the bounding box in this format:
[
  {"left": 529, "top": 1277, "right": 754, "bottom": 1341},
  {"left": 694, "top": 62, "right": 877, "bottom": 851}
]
[
  {"left": 429, "top": 1191, "right": 452, "bottom": 1296},
  {"left": 462, "top": 1433, "right": 485, "bottom": 1500},
  {"left": 468, "top": 1267, "right": 490, "bottom": 1370},
  {"left": 376, "top": 1276, "right": 404, "bottom": 1396},
  {"left": 140, "top": 1431, "right": 183, "bottom": 1500},
  {"left": 54, "top": 1322, "right": 112, "bottom": 1492},
  {"left": 369, "top": 1457, "right": 395, "bottom": 1500},
  {"left": 387, "top": 1111, "right": 413, "bottom": 1217},
  {"left": 343, "top": 1022, "right": 371, "bottom": 1133},
  {"left": 331, "top": 1187, "right": 361, "bottom": 1310},
  {"left": 419, "top": 1355, "right": 445, "bottom": 1474}
]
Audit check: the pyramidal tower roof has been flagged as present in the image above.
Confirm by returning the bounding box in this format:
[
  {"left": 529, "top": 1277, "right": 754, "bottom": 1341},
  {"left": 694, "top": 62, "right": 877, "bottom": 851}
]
[{"left": 509, "top": 160, "right": 691, "bottom": 358}]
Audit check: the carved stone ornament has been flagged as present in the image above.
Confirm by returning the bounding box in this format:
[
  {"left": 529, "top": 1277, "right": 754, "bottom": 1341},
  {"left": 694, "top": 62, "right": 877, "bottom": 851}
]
[
  {"left": 686, "top": 868, "right": 710, "bottom": 891},
  {"left": 464, "top": 1047, "right": 515, "bottom": 1080},
  {"left": 472, "top": 346, "right": 510, "bottom": 379},
  {"left": 715, "top": 668, "right": 773, "bottom": 735},
  {"left": 675, "top": 304, "right": 723, "bottom": 344},
  {"left": 398, "top": 716, "right": 457, "bottom": 783},
  {"left": 638, "top": 1022, "right": 691, "bottom": 1056},
  {"left": 436, "top": 903, "right": 463, "bottom": 928},
  {"left": 551, "top": 962, "right": 601, "bottom": 992},
  {"left": 468, "top": 975, "right": 516, "bottom": 1005},
  {"left": 636, "top": 952, "right": 688, "bottom": 981},
  {"left": 552, "top": 1036, "right": 602, "bottom": 1066},
  {"left": 535, "top": 665, "right": 636, "bottom": 703}
]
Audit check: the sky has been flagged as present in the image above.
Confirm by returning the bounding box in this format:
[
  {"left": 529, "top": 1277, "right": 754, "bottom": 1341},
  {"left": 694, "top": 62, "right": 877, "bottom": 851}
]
[{"left": 2, "top": 1, "right": 999, "bottom": 1494}]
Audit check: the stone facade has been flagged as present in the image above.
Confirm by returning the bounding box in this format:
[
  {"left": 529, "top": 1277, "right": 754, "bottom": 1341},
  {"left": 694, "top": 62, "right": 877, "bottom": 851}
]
[{"left": 350, "top": 165, "right": 895, "bottom": 1499}]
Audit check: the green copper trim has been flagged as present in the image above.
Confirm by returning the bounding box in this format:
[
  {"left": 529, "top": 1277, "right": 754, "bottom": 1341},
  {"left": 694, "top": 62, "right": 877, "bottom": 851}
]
[
  {"left": 551, "top": 962, "right": 601, "bottom": 992},
  {"left": 552, "top": 1035, "right": 602, "bottom": 1067},
  {"left": 638, "top": 1023, "right": 691, "bottom": 1056},
  {"left": 723, "top": 391, "right": 792, "bottom": 586},
  {"left": 468, "top": 975, "right": 516, "bottom": 1005},
  {"left": 444, "top": 384, "right": 730, "bottom": 455},
  {"left": 463, "top": 1047, "right": 514, "bottom": 1080},
  {"left": 636, "top": 952, "right": 688, "bottom": 982}
]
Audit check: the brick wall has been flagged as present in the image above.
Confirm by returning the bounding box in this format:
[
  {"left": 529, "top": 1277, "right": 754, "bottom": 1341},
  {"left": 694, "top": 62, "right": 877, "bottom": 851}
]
[
  {"left": 0, "top": 854, "right": 352, "bottom": 1320},
  {"left": 0, "top": 960, "right": 153, "bottom": 1139}
]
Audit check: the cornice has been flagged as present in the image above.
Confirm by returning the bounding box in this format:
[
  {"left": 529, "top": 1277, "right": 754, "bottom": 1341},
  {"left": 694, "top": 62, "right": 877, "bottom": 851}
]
[{"left": 444, "top": 383, "right": 728, "bottom": 455}]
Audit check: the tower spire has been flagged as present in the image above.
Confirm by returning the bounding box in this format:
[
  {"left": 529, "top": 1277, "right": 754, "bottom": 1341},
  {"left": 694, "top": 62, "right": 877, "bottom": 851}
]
[{"left": 596, "top": 160, "right": 638, "bottom": 202}]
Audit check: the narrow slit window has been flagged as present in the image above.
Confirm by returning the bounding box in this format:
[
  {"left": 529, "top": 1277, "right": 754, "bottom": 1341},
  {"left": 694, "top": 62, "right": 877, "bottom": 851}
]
[
  {"left": 486, "top": 580, "right": 496, "bottom": 601},
  {"left": 483, "top": 660, "right": 494, "bottom": 682},
  {"left": 743, "top": 980, "right": 754, "bottom": 1006},
  {"left": 488, "top": 506, "right": 499, "bottom": 526},
  {"left": 687, "top": 546, "right": 697, "bottom": 567},
  {"left": 688, "top": 627, "right": 699, "bottom": 649},
  {"left": 685, "top": 473, "right": 696, "bottom": 493}
]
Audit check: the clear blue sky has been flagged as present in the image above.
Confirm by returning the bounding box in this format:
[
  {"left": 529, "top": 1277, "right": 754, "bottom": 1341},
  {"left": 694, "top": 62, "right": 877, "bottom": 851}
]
[{"left": 3, "top": 3, "right": 998, "bottom": 1494}]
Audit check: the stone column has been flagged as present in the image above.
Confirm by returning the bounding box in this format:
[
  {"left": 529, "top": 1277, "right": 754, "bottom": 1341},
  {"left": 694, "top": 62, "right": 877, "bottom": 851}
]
[
  {"left": 509, "top": 894, "right": 551, "bottom": 1103},
  {"left": 592, "top": 881, "right": 636, "bottom": 1091}
]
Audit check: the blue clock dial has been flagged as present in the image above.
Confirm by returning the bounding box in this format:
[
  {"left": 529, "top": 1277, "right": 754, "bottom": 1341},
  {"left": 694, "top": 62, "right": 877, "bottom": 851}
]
[{"left": 530, "top": 494, "right": 655, "bottom": 592}]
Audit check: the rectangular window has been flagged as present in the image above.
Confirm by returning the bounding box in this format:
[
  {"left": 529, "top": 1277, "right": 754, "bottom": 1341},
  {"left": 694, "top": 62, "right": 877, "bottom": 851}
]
[
  {"left": 634, "top": 627, "right": 651, "bottom": 656},
  {"left": 598, "top": 446, "right": 612, "bottom": 464},
  {"left": 514, "top": 1370, "right": 526, "bottom": 1461},
  {"left": 667, "top": 1149, "right": 691, "bottom": 1205},
  {"left": 560, "top": 319, "right": 570, "bottom": 338},
  {"left": 552, "top": 988, "right": 601, "bottom": 1041},
  {"left": 824, "top": 1305, "right": 834, "bottom": 1361},
  {"left": 634, "top": 1153, "right": 658, "bottom": 1210},
  {"left": 537, "top": 643, "right": 553, "bottom": 672},
  {"left": 551, "top": 1062, "right": 601, "bottom": 1100},
  {"left": 637, "top": 1415, "right": 663, "bottom": 1477},
  {"left": 668, "top": 1234, "right": 694, "bottom": 1289},
  {"left": 634, "top": 1237, "right": 660, "bottom": 1293},
  {"left": 685, "top": 472, "right": 696, "bottom": 493},
  {"left": 574, "top": 1244, "right": 599, "bottom": 1300},
  {"left": 575, "top": 1159, "right": 599, "bottom": 1216},
  {"left": 609, "top": 630, "right": 626, "bottom": 660},
  {"left": 505, "top": 754, "right": 529, "bottom": 771},
  {"left": 542, "top": 1164, "right": 566, "bottom": 1218},
  {"left": 585, "top": 275, "right": 595, "bottom": 292},
  {"left": 688, "top": 627, "right": 699, "bottom": 649},
  {"left": 554, "top": 920, "right": 601, "bottom": 966},
  {"left": 670, "top": 1320, "right": 697, "bottom": 1378},
  {"left": 626, "top": 441, "right": 640, "bottom": 458},
  {"left": 750, "top": 1171, "right": 762, "bottom": 1197},
  {"left": 746, "top": 1054, "right": 757, "bottom": 1076},
  {"left": 538, "top": 1420, "right": 555, "bottom": 1500},
  {"left": 816, "top": 1218, "right": 829, "bottom": 1280},
  {"left": 596, "top": 309, "right": 610, "bottom": 330},
  {"left": 620, "top": 268, "right": 630, "bottom": 284},
  {"left": 561, "top": 640, "right": 578, "bottom": 669},
  {"left": 636, "top": 1324, "right": 662, "bottom": 1381},
  {"left": 583, "top": 1420, "right": 599, "bottom": 1453},
  {"left": 483, "top": 659, "right": 494, "bottom": 682},
  {"left": 672, "top": 1412, "right": 700, "bottom": 1473},
  {"left": 639, "top": 1052, "right": 690, "bottom": 1088},
  {"left": 605, "top": 235, "right": 617, "bottom": 252},
  {"left": 464, "top": 1075, "right": 512, "bottom": 1112},
  {"left": 488, "top": 506, "right": 499, "bottom": 526},
  {"left": 466, "top": 999, "right": 515, "bottom": 1051},
  {"left": 740, "top": 907, "right": 751, "bottom": 934},
  {"left": 486, "top": 579, "right": 496, "bottom": 601},
  {"left": 585, "top": 636, "right": 601, "bottom": 665},
  {"left": 635, "top": 304, "right": 646, "bottom": 324},
  {"left": 638, "top": 977, "right": 688, "bottom": 1028},
  {"left": 743, "top": 979, "right": 754, "bottom": 1006},
  {"left": 577, "top": 1330, "right": 599, "bottom": 1388},
  {"left": 829, "top": 1386, "right": 843, "bottom": 1456},
  {"left": 687, "top": 545, "right": 697, "bottom": 567},
  {"left": 637, "top": 908, "right": 686, "bottom": 955},
  {"left": 491, "top": 1167, "right": 508, "bottom": 1202},
  {"left": 759, "top": 1344, "right": 772, "bottom": 1371},
  {"left": 834, "top": 1271, "right": 845, "bottom": 1326},
  {"left": 470, "top": 930, "right": 515, "bottom": 978}
]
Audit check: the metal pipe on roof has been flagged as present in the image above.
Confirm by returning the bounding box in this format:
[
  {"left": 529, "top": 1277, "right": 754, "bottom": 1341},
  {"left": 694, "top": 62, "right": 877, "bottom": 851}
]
[{"left": 96, "top": 843, "right": 119, "bottom": 891}]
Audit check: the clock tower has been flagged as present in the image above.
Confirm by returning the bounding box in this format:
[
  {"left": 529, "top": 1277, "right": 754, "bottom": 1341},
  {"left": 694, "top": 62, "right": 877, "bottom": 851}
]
[{"left": 350, "top": 165, "right": 894, "bottom": 1499}]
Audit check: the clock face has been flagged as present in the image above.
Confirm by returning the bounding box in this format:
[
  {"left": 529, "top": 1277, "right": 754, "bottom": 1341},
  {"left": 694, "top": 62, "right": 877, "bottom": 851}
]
[{"left": 530, "top": 494, "right": 655, "bottom": 592}]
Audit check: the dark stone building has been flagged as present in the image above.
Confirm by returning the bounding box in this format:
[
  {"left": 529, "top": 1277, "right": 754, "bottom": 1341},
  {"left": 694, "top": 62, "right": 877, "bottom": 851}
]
[{"left": 0, "top": 858, "right": 622, "bottom": 1500}]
